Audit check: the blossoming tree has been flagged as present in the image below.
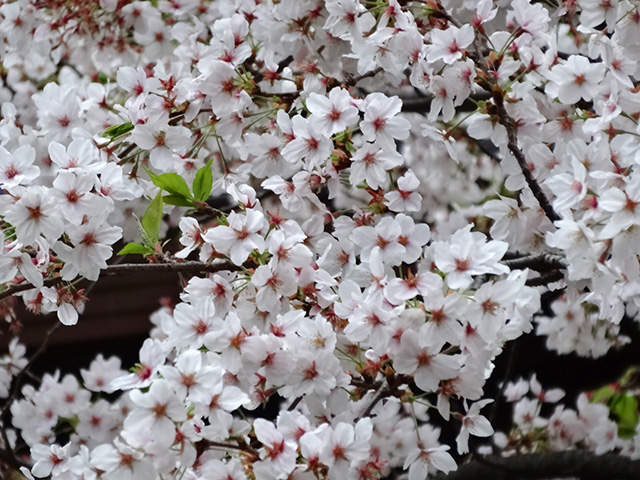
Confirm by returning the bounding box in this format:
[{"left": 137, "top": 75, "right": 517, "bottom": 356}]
[{"left": 1, "top": 0, "right": 640, "bottom": 478}]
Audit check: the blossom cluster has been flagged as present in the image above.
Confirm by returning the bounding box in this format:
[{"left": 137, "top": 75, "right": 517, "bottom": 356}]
[
  {"left": 497, "top": 372, "right": 640, "bottom": 459},
  {"left": 0, "top": 0, "right": 639, "bottom": 479}
]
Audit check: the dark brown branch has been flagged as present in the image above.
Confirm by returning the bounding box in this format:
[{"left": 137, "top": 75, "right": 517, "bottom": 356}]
[
  {"left": 358, "top": 386, "right": 391, "bottom": 419},
  {"left": 98, "top": 260, "right": 240, "bottom": 276},
  {"left": 277, "top": 55, "right": 294, "bottom": 72},
  {"left": 0, "top": 277, "right": 63, "bottom": 302},
  {"left": 287, "top": 396, "right": 303, "bottom": 411},
  {"left": 492, "top": 93, "right": 561, "bottom": 223},
  {"left": 430, "top": 451, "right": 640, "bottom": 480},
  {"left": 502, "top": 253, "right": 567, "bottom": 271},
  {"left": 0, "top": 261, "right": 241, "bottom": 302},
  {"left": 352, "top": 373, "right": 415, "bottom": 421},
  {"left": 400, "top": 92, "right": 490, "bottom": 115},
  {"left": 199, "top": 439, "right": 260, "bottom": 461},
  {"left": 344, "top": 67, "right": 384, "bottom": 86},
  {"left": 438, "top": 8, "right": 560, "bottom": 224}
]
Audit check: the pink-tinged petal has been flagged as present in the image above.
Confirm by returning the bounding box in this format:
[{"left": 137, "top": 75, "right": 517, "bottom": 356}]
[
  {"left": 58, "top": 303, "right": 78, "bottom": 326},
  {"left": 131, "top": 124, "right": 158, "bottom": 150},
  {"left": 429, "top": 448, "right": 457, "bottom": 473},
  {"left": 48, "top": 142, "right": 68, "bottom": 167},
  {"left": 456, "top": 428, "right": 470, "bottom": 454},
  {"left": 229, "top": 242, "right": 252, "bottom": 265},
  {"left": 149, "top": 147, "right": 174, "bottom": 170},
  {"left": 20, "top": 255, "right": 43, "bottom": 288},
  {"left": 385, "top": 116, "right": 411, "bottom": 140},
  {"left": 466, "top": 416, "right": 493, "bottom": 437},
  {"left": 219, "top": 386, "right": 249, "bottom": 411},
  {"left": 408, "top": 459, "right": 429, "bottom": 480},
  {"left": 598, "top": 188, "right": 626, "bottom": 212}
]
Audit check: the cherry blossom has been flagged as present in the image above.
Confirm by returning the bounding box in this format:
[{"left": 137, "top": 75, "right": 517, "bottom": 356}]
[
  {"left": 0, "top": 145, "right": 38, "bottom": 188},
  {"left": 203, "top": 209, "right": 266, "bottom": 265},
  {"left": 427, "top": 25, "right": 474, "bottom": 65}
]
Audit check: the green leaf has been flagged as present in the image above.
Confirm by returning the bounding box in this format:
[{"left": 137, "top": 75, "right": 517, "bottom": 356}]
[
  {"left": 610, "top": 394, "right": 639, "bottom": 439},
  {"left": 192, "top": 161, "right": 213, "bottom": 202},
  {"left": 344, "top": 140, "right": 356, "bottom": 153},
  {"left": 163, "top": 194, "right": 194, "bottom": 207},
  {"left": 146, "top": 169, "right": 193, "bottom": 200},
  {"left": 590, "top": 385, "right": 615, "bottom": 404},
  {"left": 141, "top": 192, "right": 163, "bottom": 248},
  {"left": 117, "top": 242, "right": 152, "bottom": 255},
  {"left": 97, "top": 72, "right": 109, "bottom": 84},
  {"left": 102, "top": 121, "right": 133, "bottom": 139}
]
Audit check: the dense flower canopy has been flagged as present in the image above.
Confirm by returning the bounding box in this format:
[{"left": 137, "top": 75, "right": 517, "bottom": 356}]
[{"left": 0, "top": 0, "right": 640, "bottom": 479}]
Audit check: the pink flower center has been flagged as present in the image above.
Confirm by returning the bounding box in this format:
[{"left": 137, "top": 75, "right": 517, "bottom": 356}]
[
  {"left": 328, "top": 108, "right": 342, "bottom": 122},
  {"left": 4, "top": 165, "right": 18, "bottom": 179},
  {"left": 417, "top": 351, "right": 431, "bottom": 366},
  {"left": 303, "top": 362, "right": 318, "bottom": 380},
  {"left": 455, "top": 258, "right": 470, "bottom": 272},
  {"left": 372, "top": 117, "right": 386, "bottom": 132}
]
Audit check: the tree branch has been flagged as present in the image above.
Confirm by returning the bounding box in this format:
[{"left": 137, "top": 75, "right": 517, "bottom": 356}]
[
  {"left": 344, "top": 67, "right": 384, "bottom": 87},
  {"left": 0, "top": 261, "right": 241, "bottom": 302},
  {"left": 502, "top": 253, "right": 568, "bottom": 271},
  {"left": 97, "top": 260, "right": 241, "bottom": 276},
  {"left": 525, "top": 271, "right": 565, "bottom": 287},
  {"left": 489, "top": 338, "right": 517, "bottom": 425},
  {"left": 438, "top": 8, "right": 560, "bottom": 224},
  {"left": 492, "top": 92, "right": 561, "bottom": 223},
  {"left": 399, "top": 92, "right": 489, "bottom": 115},
  {"left": 430, "top": 451, "right": 640, "bottom": 480}
]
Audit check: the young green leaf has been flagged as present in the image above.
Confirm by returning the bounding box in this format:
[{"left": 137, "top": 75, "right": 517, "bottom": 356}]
[
  {"left": 163, "top": 194, "right": 194, "bottom": 207},
  {"left": 590, "top": 385, "right": 615, "bottom": 404},
  {"left": 141, "top": 192, "right": 163, "bottom": 248},
  {"left": 102, "top": 121, "right": 134, "bottom": 139},
  {"left": 117, "top": 242, "right": 152, "bottom": 255},
  {"left": 97, "top": 72, "right": 109, "bottom": 84},
  {"left": 146, "top": 170, "right": 193, "bottom": 200},
  {"left": 610, "top": 394, "right": 639, "bottom": 439},
  {"left": 192, "top": 161, "right": 213, "bottom": 202}
]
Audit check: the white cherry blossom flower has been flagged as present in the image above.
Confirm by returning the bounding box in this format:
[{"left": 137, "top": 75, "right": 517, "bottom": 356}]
[{"left": 204, "top": 209, "right": 266, "bottom": 265}]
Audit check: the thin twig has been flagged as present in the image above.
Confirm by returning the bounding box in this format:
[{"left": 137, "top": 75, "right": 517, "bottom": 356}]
[
  {"left": 1, "top": 320, "right": 60, "bottom": 418},
  {"left": 0, "top": 319, "right": 60, "bottom": 472},
  {"left": 200, "top": 439, "right": 260, "bottom": 461},
  {"left": 287, "top": 396, "right": 303, "bottom": 411},
  {"left": 489, "top": 339, "right": 518, "bottom": 425},
  {"left": 358, "top": 386, "right": 390, "bottom": 420}
]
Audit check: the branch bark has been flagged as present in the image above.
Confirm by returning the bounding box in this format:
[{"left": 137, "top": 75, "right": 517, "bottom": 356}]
[
  {"left": 525, "top": 271, "right": 565, "bottom": 287},
  {"left": 430, "top": 451, "right": 640, "bottom": 480},
  {"left": 0, "top": 260, "right": 241, "bottom": 302},
  {"left": 438, "top": 8, "right": 560, "bottom": 224},
  {"left": 491, "top": 92, "right": 561, "bottom": 223},
  {"left": 502, "top": 253, "right": 568, "bottom": 271}
]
